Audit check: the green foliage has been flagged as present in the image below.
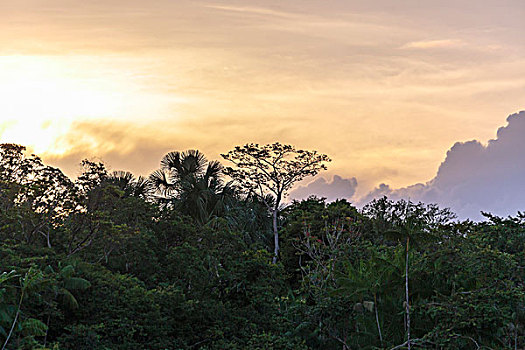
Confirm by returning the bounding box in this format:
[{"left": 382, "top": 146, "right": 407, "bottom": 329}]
[{"left": 0, "top": 144, "right": 523, "bottom": 349}]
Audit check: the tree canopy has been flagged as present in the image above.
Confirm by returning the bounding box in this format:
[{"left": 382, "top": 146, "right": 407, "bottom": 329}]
[
  {"left": 221, "top": 142, "right": 330, "bottom": 204},
  {"left": 0, "top": 143, "right": 523, "bottom": 349},
  {"left": 222, "top": 142, "right": 330, "bottom": 262}
]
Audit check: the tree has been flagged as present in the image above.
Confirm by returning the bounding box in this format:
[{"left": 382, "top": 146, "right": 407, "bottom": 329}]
[
  {"left": 0, "top": 144, "right": 77, "bottom": 247},
  {"left": 363, "top": 197, "right": 456, "bottom": 349},
  {"left": 149, "top": 150, "right": 234, "bottom": 224},
  {"left": 107, "top": 171, "right": 152, "bottom": 199},
  {"left": 222, "top": 142, "right": 330, "bottom": 263},
  {"left": 1, "top": 267, "right": 48, "bottom": 350}
]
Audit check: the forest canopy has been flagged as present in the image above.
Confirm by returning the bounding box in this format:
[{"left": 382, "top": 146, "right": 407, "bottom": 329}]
[{"left": 0, "top": 143, "right": 523, "bottom": 349}]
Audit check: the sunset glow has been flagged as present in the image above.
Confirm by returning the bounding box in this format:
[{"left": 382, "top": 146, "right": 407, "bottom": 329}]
[
  {"left": 1, "top": 0, "right": 524, "bottom": 202},
  {"left": 0, "top": 54, "right": 189, "bottom": 156}
]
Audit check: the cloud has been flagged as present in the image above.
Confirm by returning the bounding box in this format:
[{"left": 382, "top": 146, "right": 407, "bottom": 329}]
[
  {"left": 401, "top": 39, "right": 464, "bottom": 49},
  {"left": 2, "top": 0, "right": 525, "bottom": 202},
  {"left": 358, "top": 111, "right": 525, "bottom": 220},
  {"left": 290, "top": 175, "right": 358, "bottom": 202},
  {"left": 41, "top": 119, "right": 179, "bottom": 178},
  {"left": 203, "top": 4, "right": 298, "bottom": 19}
]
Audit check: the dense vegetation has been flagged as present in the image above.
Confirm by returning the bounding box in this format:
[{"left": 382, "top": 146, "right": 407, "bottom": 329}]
[{"left": 0, "top": 143, "right": 523, "bottom": 349}]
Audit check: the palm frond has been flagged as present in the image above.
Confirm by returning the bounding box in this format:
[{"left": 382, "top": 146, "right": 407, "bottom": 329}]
[
  {"left": 161, "top": 151, "right": 182, "bottom": 171},
  {"left": 59, "top": 265, "right": 75, "bottom": 279},
  {"left": 149, "top": 169, "right": 176, "bottom": 197},
  {"left": 179, "top": 149, "right": 208, "bottom": 177},
  {"left": 20, "top": 318, "right": 47, "bottom": 336},
  {"left": 64, "top": 277, "right": 91, "bottom": 291},
  {"left": 133, "top": 176, "right": 153, "bottom": 197},
  {"left": 60, "top": 288, "right": 79, "bottom": 309}
]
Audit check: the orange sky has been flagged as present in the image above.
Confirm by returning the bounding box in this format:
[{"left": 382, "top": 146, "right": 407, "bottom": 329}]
[{"left": 1, "top": 0, "right": 524, "bottom": 197}]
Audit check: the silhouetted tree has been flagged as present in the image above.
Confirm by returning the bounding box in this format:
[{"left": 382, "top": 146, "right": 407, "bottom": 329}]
[
  {"left": 222, "top": 142, "right": 330, "bottom": 263},
  {"left": 150, "top": 150, "right": 233, "bottom": 224}
]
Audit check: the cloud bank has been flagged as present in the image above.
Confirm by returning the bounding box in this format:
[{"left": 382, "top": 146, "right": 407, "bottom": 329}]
[
  {"left": 293, "top": 111, "right": 525, "bottom": 220},
  {"left": 359, "top": 111, "right": 525, "bottom": 220},
  {"left": 289, "top": 175, "right": 358, "bottom": 202}
]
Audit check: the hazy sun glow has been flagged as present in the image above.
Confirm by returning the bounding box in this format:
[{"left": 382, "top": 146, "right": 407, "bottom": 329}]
[
  {"left": 1, "top": 0, "right": 524, "bottom": 194},
  {"left": 0, "top": 56, "right": 121, "bottom": 153},
  {"left": 0, "top": 55, "right": 187, "bottom": 156}
]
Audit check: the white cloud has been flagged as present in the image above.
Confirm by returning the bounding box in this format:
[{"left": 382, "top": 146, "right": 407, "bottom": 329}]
[
  {"left": 358, "top": 111, "right": 525, "bottom": 220},
  {"left": 401, "top": 39, "right": 464, "bottom": 49},
  {"left": 202, "top": 4, "right": 298, "bottom": 19},
  {"left": 290, "top": 175, "right": 358, "bottom": 202}
]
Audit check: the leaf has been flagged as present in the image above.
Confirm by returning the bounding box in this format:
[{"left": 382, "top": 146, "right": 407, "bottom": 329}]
[
  {"left": 0, "top": 270, "right": 17, "bottom": 284},
  {"left": 60, "top": 265, "right": 75, "bottom": 278},
  {"left": 64, "top": 277, "right": 91, "bottom": 291},
  {"left": 20, "top": 318, "right": 47, "bottom": 336},
  {"left": 60, "top": 288, "right": 79, "bottom": 309}
]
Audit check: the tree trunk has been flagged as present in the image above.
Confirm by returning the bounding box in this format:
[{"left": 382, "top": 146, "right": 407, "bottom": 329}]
[
  {"left": 272, "top": 208, "right": 279, "bottom": 264},
  {"left": 46, "top": 231, "right": 52, "bottom": 248},
  {"left": 43, "top": 314, "right": 51, "bottom": 347},
  {"left": 374, "top": 293, "right": 383, "bottom": 346},
  {"left": 2, "top": 287, "right": 24, "bottom": 350},
  {"left": 405, "top": 236, "right": 411, "bottom": 350}
]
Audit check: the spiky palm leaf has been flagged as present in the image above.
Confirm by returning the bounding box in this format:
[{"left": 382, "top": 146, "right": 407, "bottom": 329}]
[
  {"left": 108, "top": 171, "right": 152, "bottom": 198},
  {"left": 133, "top": 176, "right": 152, "bottom": 197},
  {"left": 19, "top": 318, "right": 47, "bottom": 337},
  {"left": 161, "top": 150, "right": 208, "bottom": 181},
  {"left": 149, "top": 169, "right": 176, "bottom": 197},
  {"left": 151, "top": 149, "right": 237, "bottom": 224}
]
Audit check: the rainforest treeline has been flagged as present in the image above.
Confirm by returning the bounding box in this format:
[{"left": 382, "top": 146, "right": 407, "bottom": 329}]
[{"left": 0, "top": 143, "right": 523, "bottom": 349}]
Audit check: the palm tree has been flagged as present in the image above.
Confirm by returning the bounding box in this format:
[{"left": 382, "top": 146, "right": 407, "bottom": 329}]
[
  {"left": 42, "top": 264, "right": 91, "bottom": 347},
  {"left": 107, "top": 171, "right": 152, "bottom": 198},
  {"left": 149, "top": 150, "right": 234, "bottom": 224},
  {"left": 337, "top": 253, "right": 391, "bottom": 347}
]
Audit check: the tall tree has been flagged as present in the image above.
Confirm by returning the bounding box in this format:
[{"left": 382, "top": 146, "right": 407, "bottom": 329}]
[
  {"left": 363, "top": 197, "right": 456, "bottom": 349},
  {"left": 149, "top": 150, "right": 233, "bottom": 224},
  {"left": 0, "top": 144, "right": 76, "bottom": 247},
  {"left": 222, "top": 142, "right": 330, "bottom": 263}
]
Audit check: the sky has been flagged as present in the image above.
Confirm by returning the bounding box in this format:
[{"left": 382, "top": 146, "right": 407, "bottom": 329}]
[{"left": 1, "top": 1, "right": 525, "bottom": 219}]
